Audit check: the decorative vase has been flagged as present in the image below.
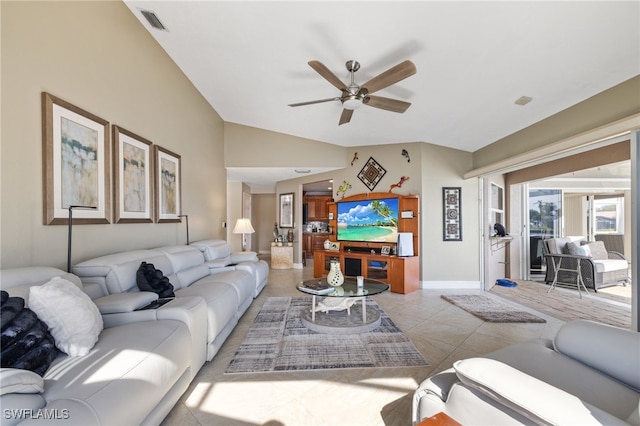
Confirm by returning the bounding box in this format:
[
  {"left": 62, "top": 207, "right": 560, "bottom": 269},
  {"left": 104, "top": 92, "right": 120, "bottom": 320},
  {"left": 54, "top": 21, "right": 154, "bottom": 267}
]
[
  {"left": 323, "top": 239, "right": 331, "bottom": 250},
  {"left": 326, "top": 259, "right": 344, "bottom": 287},
  {"left": 287, "top": 229, "right": 294, "bottom": 242}
]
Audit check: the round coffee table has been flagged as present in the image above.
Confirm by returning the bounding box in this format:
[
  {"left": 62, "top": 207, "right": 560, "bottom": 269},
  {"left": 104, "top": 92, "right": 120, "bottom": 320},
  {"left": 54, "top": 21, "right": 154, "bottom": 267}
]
[{"left": 296, "top": 277, "right": 389, "bottom": 334}]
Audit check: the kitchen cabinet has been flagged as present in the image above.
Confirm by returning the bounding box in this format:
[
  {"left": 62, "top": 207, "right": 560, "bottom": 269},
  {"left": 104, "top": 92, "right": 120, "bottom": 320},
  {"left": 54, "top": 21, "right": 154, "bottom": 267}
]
[
  {"left": 303, "top": 232, "right": 330, "bottom": 257},
  {"left": 304, "top": 195, "right": 331, "bottom": 221}
]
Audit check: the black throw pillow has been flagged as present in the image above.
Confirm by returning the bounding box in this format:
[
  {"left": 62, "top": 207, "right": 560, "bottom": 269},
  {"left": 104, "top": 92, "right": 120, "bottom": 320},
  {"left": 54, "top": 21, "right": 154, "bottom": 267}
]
[
  {"left": 0, "top": 290, "right": 58, "bottom": 376},
  {"left": 136, "top": 262, "right": 175, "bottom": 298}
]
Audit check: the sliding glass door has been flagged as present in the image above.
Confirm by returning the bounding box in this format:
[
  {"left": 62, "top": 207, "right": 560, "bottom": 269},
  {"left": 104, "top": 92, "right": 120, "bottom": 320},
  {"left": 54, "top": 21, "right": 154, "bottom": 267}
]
[{"left": 528, "top": 188, "right": 562, "bottom": 277}]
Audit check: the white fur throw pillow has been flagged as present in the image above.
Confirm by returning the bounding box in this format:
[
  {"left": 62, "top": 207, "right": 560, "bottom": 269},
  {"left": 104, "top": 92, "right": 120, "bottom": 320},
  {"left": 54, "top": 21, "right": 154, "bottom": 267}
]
[{"left": 28, "top": 277, "right": 103, "bottom": 357}]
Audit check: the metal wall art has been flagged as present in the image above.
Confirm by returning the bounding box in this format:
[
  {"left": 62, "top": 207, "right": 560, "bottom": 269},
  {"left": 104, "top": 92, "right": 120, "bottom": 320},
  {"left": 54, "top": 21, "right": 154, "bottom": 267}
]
[{"left": 358, "top": 157, "right": 386, "bottom": 191}]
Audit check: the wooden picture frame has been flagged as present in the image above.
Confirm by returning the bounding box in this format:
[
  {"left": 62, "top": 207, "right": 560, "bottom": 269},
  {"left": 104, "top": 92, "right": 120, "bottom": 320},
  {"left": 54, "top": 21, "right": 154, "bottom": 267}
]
[
  {"left": 443, "top": 187, "right": 462, "bottom": 241},
  {"left": 42, "top": 92, "right": 111, "bottom": 225},
  {"left": 279, "top": 193, "right": 294, "bottom": 228},
  {"left": 113, "top": 126, "right": 153, "bottom": 223},
  {"left": 381, "top": 245, "right": 391, "bottom": 255},
  {"left": 154, "top": 145, "right": 181, "bottom": 223}
]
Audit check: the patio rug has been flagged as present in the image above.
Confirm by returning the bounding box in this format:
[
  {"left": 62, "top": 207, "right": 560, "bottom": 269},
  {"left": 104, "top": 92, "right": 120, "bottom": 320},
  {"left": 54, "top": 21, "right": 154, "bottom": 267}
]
[
  {"left": 441, "top": 294, "right": 546, "bottom": 323},
  {"left": 225, "top": 296, "right": 429, "bottom": 374}
]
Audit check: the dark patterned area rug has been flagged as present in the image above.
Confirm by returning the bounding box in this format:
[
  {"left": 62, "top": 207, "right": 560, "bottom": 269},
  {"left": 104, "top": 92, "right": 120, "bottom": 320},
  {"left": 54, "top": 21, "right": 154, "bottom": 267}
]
[
  {"left": 442, "top": 294, "right": 546, "bottom": 323},
  {"left": 225, "top": 296, "right": 429, "bottom": 374}
]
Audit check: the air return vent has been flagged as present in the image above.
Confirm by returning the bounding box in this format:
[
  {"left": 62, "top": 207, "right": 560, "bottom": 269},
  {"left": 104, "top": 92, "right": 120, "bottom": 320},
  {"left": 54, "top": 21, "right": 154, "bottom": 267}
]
[{"left": 140, "top": 9, "right": 167, "bottom": 31}]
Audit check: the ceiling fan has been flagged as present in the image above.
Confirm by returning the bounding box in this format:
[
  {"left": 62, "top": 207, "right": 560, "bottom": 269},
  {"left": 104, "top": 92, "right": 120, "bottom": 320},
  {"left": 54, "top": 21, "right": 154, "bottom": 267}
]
[{"left": 289, "top": 59, "right": 417, "bottom": 125}]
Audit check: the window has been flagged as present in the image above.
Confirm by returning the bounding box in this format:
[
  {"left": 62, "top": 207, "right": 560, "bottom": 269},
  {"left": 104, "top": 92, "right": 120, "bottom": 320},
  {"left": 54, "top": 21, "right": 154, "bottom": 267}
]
[
  {"left": 490, "top": 183, "right": 504, "bottom": 227},
  {"left": 594, "top": 197, "right": 624, "bottom": 234}
]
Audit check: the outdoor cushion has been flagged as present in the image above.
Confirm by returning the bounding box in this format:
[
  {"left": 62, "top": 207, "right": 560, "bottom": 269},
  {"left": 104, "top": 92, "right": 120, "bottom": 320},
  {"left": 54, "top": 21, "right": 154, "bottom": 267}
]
[
  {"left": 583, "top": 241, "right": 609, "bottom": 260},
  {"left": 564, "top": 242, "right": 590, "bottom": 257}
]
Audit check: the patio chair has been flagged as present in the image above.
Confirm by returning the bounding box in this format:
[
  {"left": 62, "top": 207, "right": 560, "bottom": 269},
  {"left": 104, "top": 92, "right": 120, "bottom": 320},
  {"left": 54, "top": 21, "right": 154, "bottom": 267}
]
[{"left": 542, "top": 237, "right": 629, "bottom": 292}]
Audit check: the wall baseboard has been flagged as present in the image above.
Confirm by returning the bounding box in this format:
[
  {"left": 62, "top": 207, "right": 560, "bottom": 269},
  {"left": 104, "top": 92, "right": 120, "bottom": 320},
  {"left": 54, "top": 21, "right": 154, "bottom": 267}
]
[{"left": 421, "top": 281, "right": 482, "bottom": 290}]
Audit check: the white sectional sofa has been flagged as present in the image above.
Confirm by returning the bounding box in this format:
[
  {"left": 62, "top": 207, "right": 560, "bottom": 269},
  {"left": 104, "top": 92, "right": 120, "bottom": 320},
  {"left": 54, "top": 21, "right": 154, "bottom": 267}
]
[
  {"left": 73, "top": 241, "right": 266, "bottom": 361},
  {"left": 190, "top": 239, "right": 269, "bottom": 297},
  {"left": 0, "top": 240, "right": 267, "bottom": 425},
  {"left": 1, "top": 266, "right": 201, "bottom": 426},
  {"left": 413, "top": 320, "right": 640, "bottom": 425}
]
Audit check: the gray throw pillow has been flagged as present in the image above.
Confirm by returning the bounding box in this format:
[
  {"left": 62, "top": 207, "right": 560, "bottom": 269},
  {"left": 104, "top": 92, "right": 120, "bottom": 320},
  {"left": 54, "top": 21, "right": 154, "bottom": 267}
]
[{"left": 563, "top": 242, "right": 579, "bottom": 255}]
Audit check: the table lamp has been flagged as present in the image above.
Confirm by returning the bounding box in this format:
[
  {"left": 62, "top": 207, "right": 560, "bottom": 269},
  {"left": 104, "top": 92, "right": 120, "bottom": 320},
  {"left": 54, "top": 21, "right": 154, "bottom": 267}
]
[{"left": 233, "top": 218, "right": 255, "bottom": 251}]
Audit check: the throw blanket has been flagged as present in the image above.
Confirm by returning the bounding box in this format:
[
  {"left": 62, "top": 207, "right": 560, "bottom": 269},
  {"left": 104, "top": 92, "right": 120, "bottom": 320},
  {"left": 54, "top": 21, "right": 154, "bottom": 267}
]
[
  {"left": 1, "top": 291, "right": 58, "bottom": 376},
  {"left": 136, "top": 262, "right": 175, "bottom": 298}
]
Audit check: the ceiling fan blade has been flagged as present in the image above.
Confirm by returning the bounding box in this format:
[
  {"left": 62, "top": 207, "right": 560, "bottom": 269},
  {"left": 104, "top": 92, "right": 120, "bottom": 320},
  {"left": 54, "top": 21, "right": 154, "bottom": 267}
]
[
  {"left": 308, "top": 60, "right": 347, "bottom": 91},
  {"left": 288, "top": 97, "right": 340, "bottom": 107},
  {"left": 365, "top": 95, "right": 411, "bottom": 113},
  {"left": 338, "top": 109, "right": 353, "bottom": 126},
  {"left": 361, "top": 60, "right": 416, "bottom": 95}
]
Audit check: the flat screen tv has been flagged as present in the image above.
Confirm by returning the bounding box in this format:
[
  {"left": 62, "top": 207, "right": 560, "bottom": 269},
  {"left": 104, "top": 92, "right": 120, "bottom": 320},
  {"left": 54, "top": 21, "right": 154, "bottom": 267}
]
[{"left": 336, "top": 197, "right": 399, "bottom": 243}]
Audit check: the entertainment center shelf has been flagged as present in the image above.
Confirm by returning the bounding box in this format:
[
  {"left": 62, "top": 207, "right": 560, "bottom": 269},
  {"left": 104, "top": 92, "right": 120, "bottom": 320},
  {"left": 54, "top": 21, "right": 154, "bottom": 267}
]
[
  {"left": 315, "top": 192, "right": 420, "bottom": 294},
  {"left": 313, "top": 250, "right": 419, "bottom": 294}
]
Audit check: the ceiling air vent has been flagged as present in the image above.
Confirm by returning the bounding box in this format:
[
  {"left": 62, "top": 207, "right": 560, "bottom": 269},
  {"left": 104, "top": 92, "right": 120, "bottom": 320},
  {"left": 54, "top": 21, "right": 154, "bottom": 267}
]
[
  {"left": 514, "top": 96, "right": 533, "bottom": 106},
  {"left": 140, "top": 10, "right": 167, "bottom": 31}
]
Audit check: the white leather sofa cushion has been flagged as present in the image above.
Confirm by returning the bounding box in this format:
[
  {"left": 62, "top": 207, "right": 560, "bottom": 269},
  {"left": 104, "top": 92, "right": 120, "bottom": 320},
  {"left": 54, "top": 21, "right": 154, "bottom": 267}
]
[
  {"left": 0, "top": 267, "right": 82, "bottom": 300},
  {"left": 156, "top": 245, "right": 212, "bottom": 289},
  {"left": 486, "top": 333, "right": 640, "bottom": 424},
  {"left": 73, "top": 250, "right": 171, "bottom": 295},
  {"left": 553, "top": 320, "right": 640, "bottom": 391},
  {"left": 93, "top": 292, "right": 158, "bottom": 314},
  {"left": 175, "top": 281, "right": 239, "bottom": 342},
  {"left": 191, "top": 239, "right": 232, "bottom": 262},
  {"left": 42, "top": 319, "right": 191, "bottom": 425},
  {"left": 231, "top": 251, "right": 259, "bottom": 262},
  {"left": 454, "top": 357, "right": 628, "bottom": 425},
  {"left": 0, "top": 369, "right": 44, "bottom": 395}
]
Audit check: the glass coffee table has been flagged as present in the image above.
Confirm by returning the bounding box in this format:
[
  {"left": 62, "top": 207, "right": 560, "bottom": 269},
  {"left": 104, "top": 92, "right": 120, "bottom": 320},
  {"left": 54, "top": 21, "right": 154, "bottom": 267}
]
[{"left": 296, "top": 277, "right": 389, "bottom": 333}]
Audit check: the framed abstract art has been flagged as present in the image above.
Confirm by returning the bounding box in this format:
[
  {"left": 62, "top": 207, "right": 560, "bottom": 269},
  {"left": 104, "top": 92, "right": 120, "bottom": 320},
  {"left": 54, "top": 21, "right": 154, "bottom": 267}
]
[
  {"left": 279, "top": 192, "right": 294, "bottom": 228},
  {"left": 154, "top": 145, "right": 181, "bottom": 223},
  {"left": 113, "top": 126, "right": 153, "bottom": 223},
  {"left": 42, "top": 92, "right": 111, "bottom": 225}
]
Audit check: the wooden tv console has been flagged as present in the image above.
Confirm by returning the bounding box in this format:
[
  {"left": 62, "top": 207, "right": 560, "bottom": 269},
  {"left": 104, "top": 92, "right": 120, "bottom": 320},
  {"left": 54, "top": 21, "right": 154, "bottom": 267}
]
[{"left": 313, "top": 192, "right": 420, "bottom": 294}]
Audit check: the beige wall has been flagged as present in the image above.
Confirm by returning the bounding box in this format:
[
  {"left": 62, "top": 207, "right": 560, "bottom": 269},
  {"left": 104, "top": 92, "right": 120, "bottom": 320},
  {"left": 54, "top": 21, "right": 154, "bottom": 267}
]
[
  {"left": 277, "top": 141, "right": 481, "bottom": 287},
  {"left": 252, "top": 194, "right": 277, "bottom": 254},
  {"left": 1, "top": 1, "right": 226, "bottom": 269},
  {"left": 564, "top": 195, "right": 587, "bottom": 237},
  {"left": 224, "top": 123, "right": 347, "bottom": 169}
]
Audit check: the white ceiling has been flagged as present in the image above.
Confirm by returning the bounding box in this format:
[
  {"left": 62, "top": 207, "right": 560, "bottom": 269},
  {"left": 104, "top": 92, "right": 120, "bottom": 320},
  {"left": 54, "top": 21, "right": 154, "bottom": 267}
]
[{"left": 124, "top": 1, "right": 639, "bottom": 187}]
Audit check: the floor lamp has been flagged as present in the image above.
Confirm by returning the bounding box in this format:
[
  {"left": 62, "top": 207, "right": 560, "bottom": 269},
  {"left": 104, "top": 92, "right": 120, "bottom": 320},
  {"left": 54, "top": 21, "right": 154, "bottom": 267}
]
[
  {"left": 179, "top": 214, "right": 189, "bottom": 245},
  {"left": 233, "top": 218, "right": 255, "bottom": 252},
  {"left": 67, "top": 205, "right": 96, "bottom": 272}
]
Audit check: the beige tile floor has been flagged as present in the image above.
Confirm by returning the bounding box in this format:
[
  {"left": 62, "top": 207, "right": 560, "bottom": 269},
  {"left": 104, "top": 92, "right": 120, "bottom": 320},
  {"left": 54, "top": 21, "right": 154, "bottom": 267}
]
[{"left": 161, "top": 260, "right": 628, "bottom": 426}]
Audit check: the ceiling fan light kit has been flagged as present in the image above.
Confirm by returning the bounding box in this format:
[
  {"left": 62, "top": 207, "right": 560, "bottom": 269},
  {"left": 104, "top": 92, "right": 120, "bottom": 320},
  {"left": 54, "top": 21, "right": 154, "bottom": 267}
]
[{"left": 289, "top": 59, "right": 416, "bottom": 125}]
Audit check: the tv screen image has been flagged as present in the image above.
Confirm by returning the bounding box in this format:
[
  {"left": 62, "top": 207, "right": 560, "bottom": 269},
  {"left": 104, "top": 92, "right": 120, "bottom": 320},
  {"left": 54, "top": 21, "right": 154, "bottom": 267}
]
[{"left": 337, "top": 197, "right": 399, "bottom": 243}]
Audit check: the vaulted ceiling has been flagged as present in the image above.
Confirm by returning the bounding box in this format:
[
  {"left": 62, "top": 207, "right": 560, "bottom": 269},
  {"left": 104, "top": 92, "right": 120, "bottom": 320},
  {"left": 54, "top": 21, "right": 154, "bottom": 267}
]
[{"left": 123, "top": 1, "right": 639, "bottom": 186}]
